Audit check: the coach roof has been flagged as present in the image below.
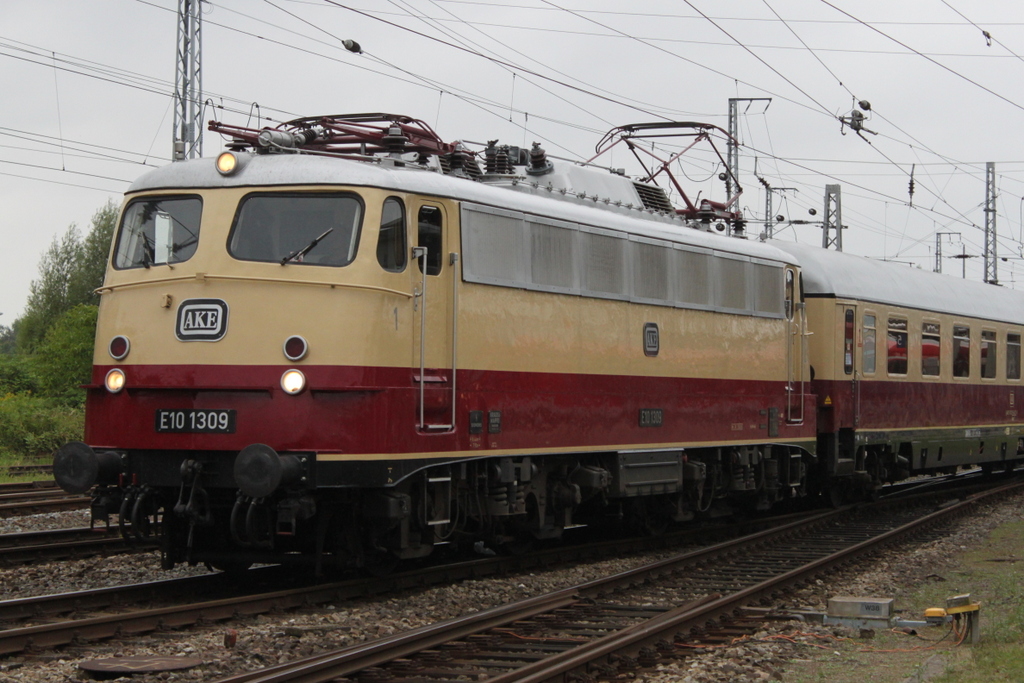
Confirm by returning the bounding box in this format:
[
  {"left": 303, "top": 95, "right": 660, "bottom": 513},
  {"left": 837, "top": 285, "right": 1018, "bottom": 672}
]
[{"left": 776, "top": 241, "right": 1024, "bottom": 326}]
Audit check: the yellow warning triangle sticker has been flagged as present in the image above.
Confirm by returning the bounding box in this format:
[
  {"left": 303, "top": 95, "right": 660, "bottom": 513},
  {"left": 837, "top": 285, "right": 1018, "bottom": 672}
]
[{"left": 824, "top": 395, "right": 832, "bottom": 406}]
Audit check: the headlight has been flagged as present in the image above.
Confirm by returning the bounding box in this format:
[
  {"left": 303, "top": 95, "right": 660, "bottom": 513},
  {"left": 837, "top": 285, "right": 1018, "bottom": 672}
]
[
  {"left": 216, "top": 151, "right": 242, "bottom": 175},
  {"left": 283, "top": 335, "right": 308, "bottom": 361},
  {"left": 281, "top": 369, "right": 306, "bottom": 395},
  {"left": 105, "top": 368, "right": 126, "bottom": 394},
  {"left": 108, "top": 335, "right": 130, "bottom": 361}
]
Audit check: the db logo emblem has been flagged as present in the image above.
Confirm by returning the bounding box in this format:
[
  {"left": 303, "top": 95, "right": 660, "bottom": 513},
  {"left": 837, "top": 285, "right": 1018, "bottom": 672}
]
[
  {"left": 175, "top": 299, "right": 229, "bottom": 342},
  {"left": 643, "top": 322, "right": 659, "bottom": 357}
]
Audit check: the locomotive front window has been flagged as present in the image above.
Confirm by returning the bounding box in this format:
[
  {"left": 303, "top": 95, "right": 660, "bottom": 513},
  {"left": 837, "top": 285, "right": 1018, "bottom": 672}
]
[
  {"left": 114, "top": 196, "right": 202, "bottom": 269},
  {"left": 229, "top": 193, "right": 363, "bottom": 267}
]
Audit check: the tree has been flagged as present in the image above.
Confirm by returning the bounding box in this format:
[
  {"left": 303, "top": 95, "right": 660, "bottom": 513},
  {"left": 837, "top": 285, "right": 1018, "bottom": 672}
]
[
  {"left": 0, "top": 322, "right": 15, "bottom": 356},
  {"left": 70, "top": 200, "right": 117, "bottom": 307},
  {"left": 15, "top": 200, "right": 118, "bottom": 353},
  {"left": 32, "top": 304, "right": 98, "bottom": 405}
]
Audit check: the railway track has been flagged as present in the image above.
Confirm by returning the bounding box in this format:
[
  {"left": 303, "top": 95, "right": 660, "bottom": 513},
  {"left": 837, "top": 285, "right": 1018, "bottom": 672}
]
[
  {"left": 0, "top": 526, "right": 155, "bottom": 566},
  {"left": 4, "top": 464, "right": 52, "bottom": 477},
  {"left": 0, "top": 507, "right": 828, "bottom": 656},
  {"left": 0, "top": 473, "right": 1014, "bottom": 662},
  {"left": 200, "top": 478, "right": 1023, "bottom": 683},
  {"left": 0, "top": 486, "right": 89, "bottom": 517}
]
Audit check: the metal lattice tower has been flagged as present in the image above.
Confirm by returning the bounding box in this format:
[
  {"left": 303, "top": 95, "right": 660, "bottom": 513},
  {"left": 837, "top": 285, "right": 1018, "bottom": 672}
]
[
  {"left": 725, "top": 97, "right": 771, "bottom": 206},
  {"left": 822, "top": 184, "right": 843, "bottom": 251},
  {"left": 759, "top": 181, "right": 796, "bottom": 241},
  {"left": 726, "top": 99, "right": 739, "bottom": 201},
  {"left": 934, "top": 232, "right": 961, "bottom": 274},
  {"left": 984, "top": 162, "right": 998, "bottom": 284},
  {"left": 173, "top": 0, "right": 202, "bottom": 161}
]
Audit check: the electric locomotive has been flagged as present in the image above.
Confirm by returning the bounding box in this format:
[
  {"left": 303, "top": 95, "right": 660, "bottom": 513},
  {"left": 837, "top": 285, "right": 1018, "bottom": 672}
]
[{"left": 53, "top": 114, "right": 824, "bottom": 571}]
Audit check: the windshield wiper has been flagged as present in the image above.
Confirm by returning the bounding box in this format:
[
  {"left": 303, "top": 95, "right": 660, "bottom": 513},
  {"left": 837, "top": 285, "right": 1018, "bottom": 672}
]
[{"left": 281, "top": 228, "right": 334, "bottom": 265}]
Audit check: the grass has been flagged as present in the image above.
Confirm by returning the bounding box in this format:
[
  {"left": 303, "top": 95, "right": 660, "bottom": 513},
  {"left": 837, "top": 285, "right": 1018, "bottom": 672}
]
[
  {"left": 928, "top": 522, "right": 1024, "bottom": 682},
  {"left": 783, "top": 515, "right": 1024, "bottom": 683}
]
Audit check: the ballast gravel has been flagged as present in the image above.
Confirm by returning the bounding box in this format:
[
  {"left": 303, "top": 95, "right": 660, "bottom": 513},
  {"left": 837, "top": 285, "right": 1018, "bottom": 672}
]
[{"left": 0, "top": 491, "right": 1020, "bottom": 682}]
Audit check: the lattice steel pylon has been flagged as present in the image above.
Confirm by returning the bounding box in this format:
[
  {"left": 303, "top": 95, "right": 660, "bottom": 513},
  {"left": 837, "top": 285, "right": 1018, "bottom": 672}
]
[
  {"left": 984, "top": 162, "right": 998, "bottom": 284},
  {"left": 173, "top": 0, "right": 202, "bottom": 161},
  {"left": 821, "top": 184, "right": 843, "bottom": 251}
]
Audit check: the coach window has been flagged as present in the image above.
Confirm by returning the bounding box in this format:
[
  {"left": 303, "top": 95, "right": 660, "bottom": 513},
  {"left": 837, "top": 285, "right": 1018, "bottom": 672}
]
[
  {"left": 953, "top": 325, "right": 971, "bottom": 378},
  {"left": 922, "top": 322, "right": 941, "bottom": 377},
  {"left": 377, "top": 198, "right": 407, "bottom": 272},
  {"left": 887, "top": 317, "right": 908, "bottom": 375},
  {"left": 981, "top": 330, "right": 997, "bottom": 379},
  {"left": 862, "top": 314, "right": 877, "bottom": 374},
  {"left": 417, "top": 205, "right": 443, "bottom": 276},
  {"left": 1008, "top": 333, "right": 1021, "bottom": 380}
]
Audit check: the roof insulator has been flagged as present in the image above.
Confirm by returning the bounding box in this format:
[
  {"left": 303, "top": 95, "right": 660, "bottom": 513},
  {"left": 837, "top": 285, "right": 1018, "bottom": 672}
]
[{"left": 526, "top": 142, "right": 554, "bottom": 176}]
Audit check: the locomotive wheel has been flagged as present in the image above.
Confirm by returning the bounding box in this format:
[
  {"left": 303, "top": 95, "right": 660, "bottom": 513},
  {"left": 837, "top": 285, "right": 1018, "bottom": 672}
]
[
  {"left": 624, "top": 498, "right": 669, "bottom": 537},
  {"left": 362, "top": 549, "right": 399, "bottom": 577}
]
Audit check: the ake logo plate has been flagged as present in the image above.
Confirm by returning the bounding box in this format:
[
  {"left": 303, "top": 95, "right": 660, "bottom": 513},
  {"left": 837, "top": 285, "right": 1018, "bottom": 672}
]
[{"left": 175, "top": 298, "right": 229, "bottom": 342}]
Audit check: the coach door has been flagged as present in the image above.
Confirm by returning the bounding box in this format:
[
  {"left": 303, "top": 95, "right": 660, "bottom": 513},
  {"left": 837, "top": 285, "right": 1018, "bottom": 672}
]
[
  {"left": 412, "top": 201, "right": 457, "bottom": 432},
  {"left": 841, "top": 304, "right": 860, "bottom": 428}
]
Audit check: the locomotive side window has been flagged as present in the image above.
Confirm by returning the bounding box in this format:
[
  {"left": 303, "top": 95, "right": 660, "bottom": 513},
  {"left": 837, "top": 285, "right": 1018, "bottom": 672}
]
[
  {"left": 417, "top": 205, "right": 443, "bottom": 276},
  {"left": 784, "top": 270, "right": 795, "bottom": 320},
  {"left": 862, "top": 314, "right": 876, "bottom": 374},
  {"left": 922, "top": 322, "right": 941, "bottom": 377},
  {"left": 953, "top": 325, "right": 971, "bottom": 378},
  {"left": 887, "top": 317, "right": 908, "bottom": 375},
  {"left": 377, "top": 197, "right": 407, "bottom": 272},
  {"left": 228, "top": 193, "right": 363, "bottom": 266},
  {"left": 114, "top": 196, "right": 202, "bottom": 269},
  {"left": 981, "top": 330, "right": 997, "bottom": 379},
  {"left": 1008, "top": 333, "right": 1022, "bottom": 380}
]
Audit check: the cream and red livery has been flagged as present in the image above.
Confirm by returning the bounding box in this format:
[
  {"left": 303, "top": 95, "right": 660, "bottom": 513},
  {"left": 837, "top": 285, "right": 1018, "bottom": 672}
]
[{"left": 52, "top": 114, "right": 1020, "bottom": 571}]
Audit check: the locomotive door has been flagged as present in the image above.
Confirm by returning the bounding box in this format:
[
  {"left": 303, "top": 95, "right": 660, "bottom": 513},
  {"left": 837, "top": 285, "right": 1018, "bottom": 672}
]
[
  {"left": 412, "top": 201, "right": 456, "bottom": 432},
  {"left": 785, "top": 268, "right": 806, "bottom": 423}
]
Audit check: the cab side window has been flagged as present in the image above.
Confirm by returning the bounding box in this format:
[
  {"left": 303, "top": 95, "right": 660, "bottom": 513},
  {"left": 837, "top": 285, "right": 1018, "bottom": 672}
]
[
  {"left": 417, "top": 206, "right": 443, "bottom": 276},
  {"left": 377, "top": 197, "right": 407, "bottom": 272}
]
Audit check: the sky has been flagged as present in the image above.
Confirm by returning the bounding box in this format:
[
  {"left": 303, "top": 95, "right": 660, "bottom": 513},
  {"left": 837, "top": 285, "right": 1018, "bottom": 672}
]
[{"left": 3, "top": 0, "right": 1024, "bottom": 323}]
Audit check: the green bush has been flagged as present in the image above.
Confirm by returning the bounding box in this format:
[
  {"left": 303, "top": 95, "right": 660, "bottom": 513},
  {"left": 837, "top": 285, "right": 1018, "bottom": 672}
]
[
  {"left": 0, "top": 394, "right": 83, "bottom": 459},
  {"left": 32, "top": 304, "right": 97, "bottom": 406},
  {"left": 0, "top": 356, "right": 38, "bottom": 395}
]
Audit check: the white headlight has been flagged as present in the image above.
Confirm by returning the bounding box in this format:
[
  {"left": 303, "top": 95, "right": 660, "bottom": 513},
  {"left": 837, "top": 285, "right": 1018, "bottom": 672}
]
[
  {"left": 281, "top": 369, "right": 306, "bottom": 395},
  {"left": 105, "top": 368, "right": 126, "bottom": 394}
]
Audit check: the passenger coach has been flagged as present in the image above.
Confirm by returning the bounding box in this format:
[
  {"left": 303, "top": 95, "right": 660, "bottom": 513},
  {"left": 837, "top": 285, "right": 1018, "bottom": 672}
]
[{"left": 778, "top": 242, "right": 1024, "bottom": 500}]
